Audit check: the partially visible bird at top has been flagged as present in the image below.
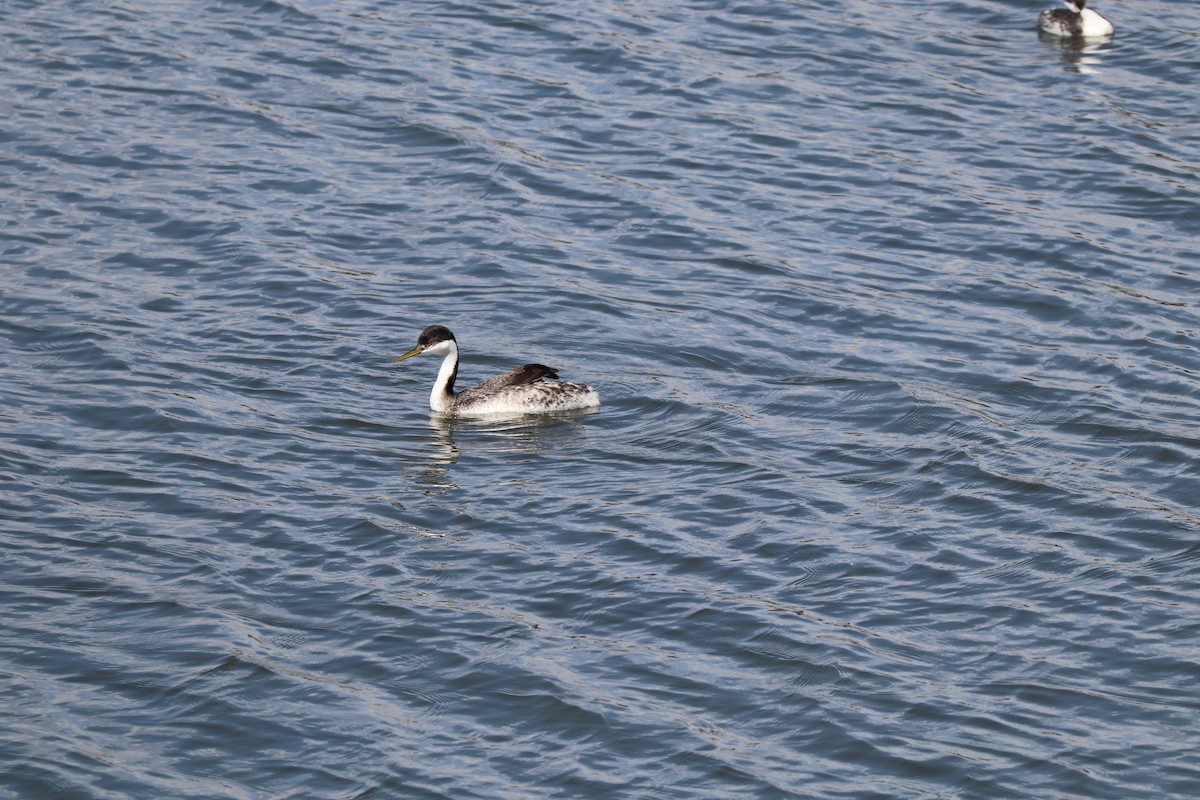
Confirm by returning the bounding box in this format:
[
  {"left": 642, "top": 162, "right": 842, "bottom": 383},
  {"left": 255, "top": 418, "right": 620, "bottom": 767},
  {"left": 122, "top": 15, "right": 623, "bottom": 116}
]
[{"left": 1038, "top": 0, "right": 1115, "bottom": 38}]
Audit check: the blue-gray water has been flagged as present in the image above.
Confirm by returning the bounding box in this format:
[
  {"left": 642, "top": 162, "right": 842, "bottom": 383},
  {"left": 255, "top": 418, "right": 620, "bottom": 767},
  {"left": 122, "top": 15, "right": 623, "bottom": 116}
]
[{"left": 2, "top": 0, "right": 1199, "bottom": 797}]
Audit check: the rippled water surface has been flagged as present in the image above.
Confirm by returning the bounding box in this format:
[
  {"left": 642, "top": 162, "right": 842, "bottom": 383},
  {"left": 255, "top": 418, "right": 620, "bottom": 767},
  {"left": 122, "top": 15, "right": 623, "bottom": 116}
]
[{"left": 3, "top": 1, "right": 1200, "bottom": 797}]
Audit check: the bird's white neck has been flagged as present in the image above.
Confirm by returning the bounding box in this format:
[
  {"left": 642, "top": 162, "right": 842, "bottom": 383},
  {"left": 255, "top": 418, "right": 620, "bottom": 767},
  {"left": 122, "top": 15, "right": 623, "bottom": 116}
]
[
  {"left": 429, "top": 342, "right": 459, "bottom": 412},
  {"left": 1079, "top": 7, "right": 1113, "bottom": 35}
]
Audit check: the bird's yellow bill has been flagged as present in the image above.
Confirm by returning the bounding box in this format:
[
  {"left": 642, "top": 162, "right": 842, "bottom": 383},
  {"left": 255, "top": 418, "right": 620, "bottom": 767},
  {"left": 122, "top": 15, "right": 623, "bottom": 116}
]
[{"left": 393, "top": 345, "right": 425, "bottom": 362}]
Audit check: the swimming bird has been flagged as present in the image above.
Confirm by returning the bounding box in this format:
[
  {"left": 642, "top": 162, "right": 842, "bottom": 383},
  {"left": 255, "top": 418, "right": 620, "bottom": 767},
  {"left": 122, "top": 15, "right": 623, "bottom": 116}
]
[
  {"left": 1038, "top": 0, "right": 1114, "bottom": 37},
  {"left": 393, "top": 325, "right": 600, "bottom": 416}
]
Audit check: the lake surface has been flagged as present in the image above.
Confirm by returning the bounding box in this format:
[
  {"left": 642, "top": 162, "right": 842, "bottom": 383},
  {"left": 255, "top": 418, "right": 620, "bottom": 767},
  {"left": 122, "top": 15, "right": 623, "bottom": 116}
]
[{"left": 2, "top": 1, "right": 1199, "bottom": 797}]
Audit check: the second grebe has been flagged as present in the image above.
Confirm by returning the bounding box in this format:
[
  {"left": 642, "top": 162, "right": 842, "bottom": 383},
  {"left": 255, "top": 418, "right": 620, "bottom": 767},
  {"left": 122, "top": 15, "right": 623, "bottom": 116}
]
[
  {"left": 1038, "top": 0, "right": 1114, "bottom": 37},
  {"left": 393, "top": 325, "right": 600, "bottom": 416}
]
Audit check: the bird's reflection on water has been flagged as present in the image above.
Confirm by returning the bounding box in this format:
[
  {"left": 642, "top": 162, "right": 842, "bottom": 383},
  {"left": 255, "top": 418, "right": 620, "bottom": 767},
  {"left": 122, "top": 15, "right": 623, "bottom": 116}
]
[
  {"left": 407, "top": 407, "right": 601, "bottom": 495},
  {"left": 429, "top": 407, "right": 600, "bottom": 456},
  {"left": 1039, "top": 30, "right": 1114, "bottom": 74}
]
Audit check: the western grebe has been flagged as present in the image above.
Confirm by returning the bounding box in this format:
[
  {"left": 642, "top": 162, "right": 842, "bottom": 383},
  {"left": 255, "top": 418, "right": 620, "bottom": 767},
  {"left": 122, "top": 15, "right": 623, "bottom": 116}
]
[
  {"left": 1038, "top": 0, "right": 1114, "bottom": 37},
  {"left": 393, "top": 325, "right": 601, "bottom": 416}
]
